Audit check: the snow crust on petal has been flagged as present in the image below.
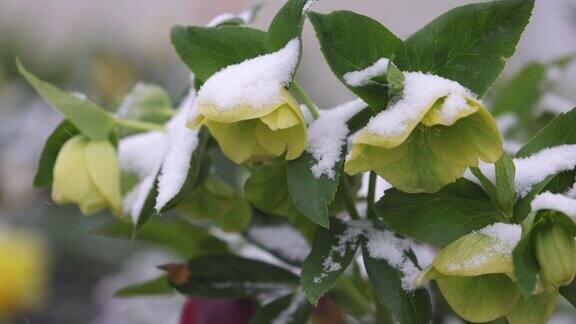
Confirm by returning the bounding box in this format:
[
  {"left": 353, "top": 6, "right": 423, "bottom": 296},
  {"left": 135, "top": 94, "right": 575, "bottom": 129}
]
[
  {"left": 366, "top": 72, "right": 476, "bottom": 137},
  {"left": 532, "top": 192, "right": 576, "bottom": 217},
  {"left": 343, "top": 58, "right": 389, "bottom": 87},
  {"left": 193, "top": 39, "right": 300, "bottom": 112},
  {"left": 307, "top": 99, "right": 366, "bottom": 178}
]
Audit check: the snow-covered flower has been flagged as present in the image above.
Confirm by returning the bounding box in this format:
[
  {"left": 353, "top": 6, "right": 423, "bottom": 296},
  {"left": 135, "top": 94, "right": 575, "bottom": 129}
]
[
  {"left": 529, "top": 193, "right": 576, "bottom": 290},
  {"left": 187, "top": 39, "right": 307, "bottom": 164},
  {"left": 52, "top": 135, "right": 122, "bottom": 216},
  {"left": 416, "top": 223, "right": 522, "bottom": 323},
  {"left": 0, "top": 226, "right": 48, "bottom": 316},
  {"left": 345, "top": 72, "right": 503, "bottom": 193}
]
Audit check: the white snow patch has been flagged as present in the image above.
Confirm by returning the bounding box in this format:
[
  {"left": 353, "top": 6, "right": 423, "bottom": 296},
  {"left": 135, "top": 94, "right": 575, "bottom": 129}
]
[
  {"left": 246, "top": 225, "right": 310, "bottom": 263},
  {"left": 532, "top": 192, "right": 576, "bottom": 217},
  {"left": 366, "top": 229, "right": 420, "bottom": 291},
  {"left": 307, "top": 99, "right": 366, "bottom": 178},
  {"left": 343, "top": 58, "right": 389, "bottom": 87},
  {"left": 313, "top": 224, "right": 365, "bottom": 284},
  {"left": 118, "top": 131, "right": 167, "bottom": 178},
  {"left": 193, "top": 39, "right": 300, "bottom": 112},
  {"left": 566, "top": 183, "right": 576, "bottom": 199},
  {"left": 155, "top": 90, "right": 200, "bottom": 211},
  {"left": 302, "top": 0, "right": 318, "bottom": 13},
  {"left": 478, "top": 223, "right": 522, "bottom": 249},
  {"left": 471, "top": 144, "right": 576, "bottom": 197},
  {"left": 366, "top": 72, "right": 475, "bottom": 136}
]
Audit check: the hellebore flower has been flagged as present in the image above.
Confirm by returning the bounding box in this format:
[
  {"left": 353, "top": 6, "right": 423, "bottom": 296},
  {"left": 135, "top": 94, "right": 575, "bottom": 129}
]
[
  {"left": 52, "top": 135, "right": 122, "bottom": 215},
  {"left": 528, "top": 192, "right": 576, "bottom": 290},
  {"left": 416, "top": 224, "right": 522, "bottom": 323},
  {"left": 345, "top": 72, "right": 503, "bottom": 193},
  {"left": 187, "top": 39, "right": 307, "bottom": 164},
  {"left": 535, "top": 222, "right": 576, "bottom": 288},
  {"left": 0, "top": 227, "right": 47, "bottom": 317}
]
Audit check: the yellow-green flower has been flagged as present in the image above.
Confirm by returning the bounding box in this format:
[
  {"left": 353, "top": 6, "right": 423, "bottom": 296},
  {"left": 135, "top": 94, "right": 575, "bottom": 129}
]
[
  {"left": 189, "top": 88, "right": 307, "bottom": 164},
  {"left": 535, "top": 222, "right": 576, "bottom": 288},
  {"left": 52, "top": 135, "right": 122, "bottom": 215},
  {"left": 0, "top": 228, "right": 47, "bottom": 317},
  {"left": 345, "top": 72, "right": 503, "bottom": 193},
  {"left": 417, "top": 228, "right": 521, "bottom": 322},
  {"left": 416, "top": 223, "right": 559, "bottom": 323}
]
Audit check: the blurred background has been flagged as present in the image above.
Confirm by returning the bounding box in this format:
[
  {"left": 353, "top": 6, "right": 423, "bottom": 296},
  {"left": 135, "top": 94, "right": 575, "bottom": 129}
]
[{"left": 0, "top": 0, "right": 575, "bottom": 323}]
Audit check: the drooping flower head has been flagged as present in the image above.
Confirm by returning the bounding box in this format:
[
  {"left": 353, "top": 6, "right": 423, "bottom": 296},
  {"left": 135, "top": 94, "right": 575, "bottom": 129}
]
[
  {"left": 345, "top": 72, "right": 503, "bottom": 193},
  {"left": 52, "top": 135, "right": 122, "bottom": 215},
  {"left": 416, "top": 223, "right": 537, "bottom": 323},
  {"left": 188, "top": 39, "right": 307, "bottom": 164}
]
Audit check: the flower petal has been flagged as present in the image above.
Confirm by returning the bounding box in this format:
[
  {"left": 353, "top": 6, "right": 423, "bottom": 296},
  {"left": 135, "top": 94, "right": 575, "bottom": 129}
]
[
  {"left": 52, "top": 136, "right": 108, "bottom": 215},
  {"left": 436, "top": 273, "right": 520, "bottom": 323},
  {"left": 206, "top": 119, "right": 271, "bottom": 164},
  {"left": 85, "top": 140, "right": 123, "bottom": 216}
]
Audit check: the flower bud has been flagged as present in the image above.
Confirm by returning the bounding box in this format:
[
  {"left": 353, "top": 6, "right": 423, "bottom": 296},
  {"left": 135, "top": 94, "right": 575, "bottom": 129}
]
[
  {"left": 52, "top": 135, "right": 122, "bottom": 215},
  {"left": 535, "top": 222, "right": 576, "bottom": 288}
]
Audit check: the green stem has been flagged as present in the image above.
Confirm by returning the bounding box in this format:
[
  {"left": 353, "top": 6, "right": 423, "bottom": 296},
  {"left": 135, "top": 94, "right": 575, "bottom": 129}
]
[
  {"left": 115, "top": 117, "right": 165, "bottom": 132},
  {"left": 342, "top": 177, "right": 360, "bottom": 219},
  {"left": 292, "top": 81, "right": 320, "bottom": 119},
  {"left": 367, "top": 171, "right": 377, "bottom": 219}
]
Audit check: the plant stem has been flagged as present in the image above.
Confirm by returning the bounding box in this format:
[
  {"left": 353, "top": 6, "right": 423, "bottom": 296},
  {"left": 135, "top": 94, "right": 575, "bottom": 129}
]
[
  {"left": 342, "top": 176, "right": 360, "bottom": 219},
  {"left": 367, "top": 171, "right": 377, "bottom": 219},
  {"left": 115, "top": 117, "right": 165, "bottom": 132},
  {"left": 292, "top": 81, "right": 320, "bottom": 119}
]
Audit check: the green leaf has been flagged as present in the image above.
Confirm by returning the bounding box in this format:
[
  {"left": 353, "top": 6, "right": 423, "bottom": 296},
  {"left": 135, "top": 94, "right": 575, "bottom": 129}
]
[
  {"left": 164, "top": 255, "right": 299, "bottom": 298},
  {"left": 301, "top": 219, "right": 361, "bottom": 304},
  {"left": 244, "top": 159, "right": 302, "bottom": 220},
  {"left": 265, "top": 0, "right": 314, "bottom": 53},
  {"left": 287, "top": 151, "right": 342, "bottom": 228},
  {"left": 494, "top": 153, "right": 517, "bottom": 216},
  {"left": 491, "top": 62, "right": 547, "bottom": 122},
  {"left": 517, "top": 107, "right": 576, "bottom": 157},
  {"left": 118, "top": 83, "right": 173, "bottom": 125},
  {"left": 560, "top": 280, "right": 576, "bottom": 308},
  {"left": 307, "top": 10, "right": 403, "bottom": 110},
  {"left": 512, "top": 231, "right": 540, "bottom": 295},
  {"left": 394, "top": 0, "right": 535, "bottom": 96},
  {"left": 170, "top": 25, "right": 266, "bottom": 81},
  {"left": 362, "top": 246, "right": 432, "bottom": 324},
  {"left": 92, "top": 218, "right": 227, "bottom": 257},
  {"left": 17, "top": 59, "right": 115, "bottom": 140},
  {"left": 136, "top": 174, "right": 160, "bottom": 229},
  {"left": 375, "top": 179, "right": 501, "bottom": 247},
  {"left": 178, "top": 176, "right": 252, "bottom": 232},
  {"left": 472, "top": 153, "right": 516, "bottom": 217},
  {"left": 250, "top": 292, "right": 312, "bottom": 324},
  {"left": 33, "top": 120, "right": 79, "bottom": 187},
  {"left": 115, "top": 275, "right": 172, "bottom": 297},
  {"left": 159, "top": 128, "right": 211, "bottom": 212}
]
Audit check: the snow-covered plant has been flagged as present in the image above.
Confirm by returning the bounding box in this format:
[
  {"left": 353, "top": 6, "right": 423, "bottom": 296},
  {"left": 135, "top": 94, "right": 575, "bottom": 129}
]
[{"left": 18, "top": 0, "right": 576, "bottom": 322}]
